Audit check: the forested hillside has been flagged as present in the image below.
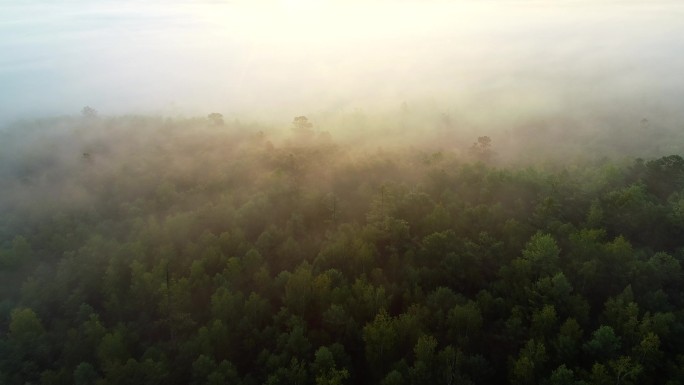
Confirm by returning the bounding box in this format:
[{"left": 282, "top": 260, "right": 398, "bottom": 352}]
[{"left": 2, "top": 114, "right": 684, "bottom": 385}]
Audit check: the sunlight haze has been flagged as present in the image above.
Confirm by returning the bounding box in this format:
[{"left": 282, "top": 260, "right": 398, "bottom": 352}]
[
  {"left": 1, "top": 0, "right": 683, "bottom": 125},
  {"left": 5, "top": 3, "right": 684, "bottom": 384}
]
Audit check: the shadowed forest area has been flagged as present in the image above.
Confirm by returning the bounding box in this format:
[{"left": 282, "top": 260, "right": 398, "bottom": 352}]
[{"left": 2, "top": 113, "right": 684, "bottom": 384}]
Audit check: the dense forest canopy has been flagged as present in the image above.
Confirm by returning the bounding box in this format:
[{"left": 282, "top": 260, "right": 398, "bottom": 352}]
[{"left": 2, "top": 113, "right": 684, "bottom": 385}]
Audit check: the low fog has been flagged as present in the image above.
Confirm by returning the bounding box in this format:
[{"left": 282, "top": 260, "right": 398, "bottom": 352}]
[
  {"left": 6, "top": 3, "right": 684, "bottom": 384},
  {"left": 3, "top": 0, "right": 684, "bottom": 207},
  {"left": 2, "top": 0, "right": 684, "bottom": 129}
]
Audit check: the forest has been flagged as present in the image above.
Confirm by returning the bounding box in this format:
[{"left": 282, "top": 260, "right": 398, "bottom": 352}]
[{"left": 2, "top": 111, "right": 684, "bottom": 385}]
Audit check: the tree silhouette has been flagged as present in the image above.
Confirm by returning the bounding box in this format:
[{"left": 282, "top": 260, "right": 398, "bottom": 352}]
[
  {"left": 81, "top": 106, "right": 97, "bottom": 118},
  {"left": 208, "top": 113, "right": 224, "bottom": 126},
  {"left": 470, "top": 135, "right": 494, "bottom": 162},
  {"left": 292, "top": 116, "right": 314, "bottom": 136}
]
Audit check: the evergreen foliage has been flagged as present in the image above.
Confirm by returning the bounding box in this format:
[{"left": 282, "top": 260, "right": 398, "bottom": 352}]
[{"left": 2, "top": 115, "right": 684, "bottom": 384}]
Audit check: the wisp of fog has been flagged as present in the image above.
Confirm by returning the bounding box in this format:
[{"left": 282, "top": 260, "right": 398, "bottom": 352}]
[{"left": 1, "top": 0, "right": 684, "bottom": 129}]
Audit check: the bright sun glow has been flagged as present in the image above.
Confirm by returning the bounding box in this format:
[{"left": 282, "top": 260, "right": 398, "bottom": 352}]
[
  {"left": 279, "top": 0, "right": 321, "bottom": 10},
  {"left": 189, "top": 1, "right": 477, "bottom": 45},
  {"left": 4, "top": 0, "right": 680, "bottom": 120}
]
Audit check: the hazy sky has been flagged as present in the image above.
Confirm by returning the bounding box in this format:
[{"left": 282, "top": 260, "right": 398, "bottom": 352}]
[{"left": 1, "top": 0, "right": 683, "bottom": 124}]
